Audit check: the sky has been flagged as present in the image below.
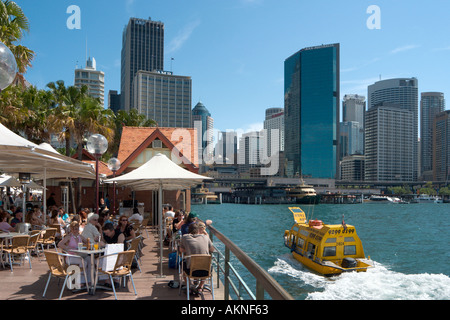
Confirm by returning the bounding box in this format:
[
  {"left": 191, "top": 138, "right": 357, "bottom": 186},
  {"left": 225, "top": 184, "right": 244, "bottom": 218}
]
[{"left": 16, "top": 0, "right": 450, "bottom": 135}]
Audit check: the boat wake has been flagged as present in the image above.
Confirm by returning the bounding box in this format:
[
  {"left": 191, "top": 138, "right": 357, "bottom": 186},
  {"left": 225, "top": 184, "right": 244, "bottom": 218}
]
[{"left": 269, "top": 254, "right": 450, "bottom": 300}]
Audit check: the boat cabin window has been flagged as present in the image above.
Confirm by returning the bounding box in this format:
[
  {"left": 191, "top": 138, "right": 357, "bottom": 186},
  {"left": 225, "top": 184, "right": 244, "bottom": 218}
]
[
  {"left": 325, "top": 238, "right": 336, "bottom": 243},
  {"left": 297, "top": 238, "right": 305, "bottom": 249},
  {"left": 323, "top": 246, "right": 336, "bottom": 257},
  {"left": 300, "top": 230, "right": 309, "bottom": 237},
  {"left": 344, "top": 245, "right": 356, "bottom": 255},
  {"left": 307, "top": 243, "right": 316, "bottom": 257},
  {"left": 344, "top": 237, "right": 355, "bottom": 242}
]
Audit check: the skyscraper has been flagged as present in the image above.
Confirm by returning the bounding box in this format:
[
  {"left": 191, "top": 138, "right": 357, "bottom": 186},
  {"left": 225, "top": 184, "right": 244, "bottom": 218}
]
[
  {"left": 121, "top": 17, "right": 164, "bottom": 111},
  {"left": 365, "top": 103, "right": 415, "bottom": 182},
  {"left": 133, "top": 70, "right": 192, "bottom": 127},
  {"left": 433, "top": 110, "right": 450, "bottom": 182},
  {"left": 367, "top": 78, "right": 419, "bottom": 181},
  {"left": 420, "top": 92, "right": 445, "bottom": 177},
  {"left": 340, "top": 94, "right": 365, "bottom": 161},
  {"left": 74, "top": 57, "right": 105, "bottom": 105},
  {"left": 192, "top": 101, "right": 214, "bottom": 166},
  {"left": 284, "top": 43, "right": 340, "bottom": 179}
]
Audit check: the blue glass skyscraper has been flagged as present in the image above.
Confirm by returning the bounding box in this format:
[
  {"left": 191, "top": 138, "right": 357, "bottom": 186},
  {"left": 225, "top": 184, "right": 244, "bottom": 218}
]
[{"left": 284, "top": 44, "right": 340, "bottom": 179}]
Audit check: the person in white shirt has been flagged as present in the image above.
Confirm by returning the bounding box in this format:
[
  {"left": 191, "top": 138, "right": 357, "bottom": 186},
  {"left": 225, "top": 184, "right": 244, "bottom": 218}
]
[
  {"left": 129, "top": 207, "right": 143, "bottom": 223},
  {"left": 164, "top": 205, "right": 175, "bottom": 219},
  {"left": 81, "top": 213, "right": 103, "bottom": 245},
  {"left": 13, "top": 193, "right": 24, "bottom": 208}
]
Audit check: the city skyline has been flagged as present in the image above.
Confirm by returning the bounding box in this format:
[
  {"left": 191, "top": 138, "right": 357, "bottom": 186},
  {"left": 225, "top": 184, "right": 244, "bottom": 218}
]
[{"left": 17, "top": 0, "right": 450, "bottom": 135}]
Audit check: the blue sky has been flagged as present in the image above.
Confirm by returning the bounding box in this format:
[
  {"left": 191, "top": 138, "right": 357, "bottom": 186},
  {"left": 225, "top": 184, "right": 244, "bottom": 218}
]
[{"left": 17, "top": 0, "right": 450, "bottom": 134}]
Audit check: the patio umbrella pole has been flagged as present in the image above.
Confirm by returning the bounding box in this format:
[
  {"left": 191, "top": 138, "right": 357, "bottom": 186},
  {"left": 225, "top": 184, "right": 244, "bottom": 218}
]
[{"left": 158, "top": 182, "right": 165, "bottom": 278}]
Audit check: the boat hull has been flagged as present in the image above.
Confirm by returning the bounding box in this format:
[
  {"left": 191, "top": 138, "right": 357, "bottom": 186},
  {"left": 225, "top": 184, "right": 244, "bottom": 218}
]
[
  {"left": 294, "top": 195, "right": 321, "bottom": 205},
  {"left": 291, "top": 250, "right": 371, "bottom": 276}
]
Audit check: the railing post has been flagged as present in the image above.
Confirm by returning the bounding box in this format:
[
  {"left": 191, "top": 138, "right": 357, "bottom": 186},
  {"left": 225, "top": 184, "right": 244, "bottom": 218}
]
[
  {"left": 256, "top": 280, "right": 265, "bottom": 300},
  {"left": 224, "top": 246, "right": 230, "bottom": 300}
]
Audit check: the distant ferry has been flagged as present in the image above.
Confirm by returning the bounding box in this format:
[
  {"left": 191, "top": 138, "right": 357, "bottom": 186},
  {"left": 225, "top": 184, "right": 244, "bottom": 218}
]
[
  {"left": 284, "top": 207, "right": 373, "bottom": 276},
  {"left": 411, "top": 194, "right": 443, "bottom": 203},
  {"left": 191, "top": 186, "right": 221, "bottom": 204},
  {"left": 285, "top": 180, "right": 320, "bottom": 205}
]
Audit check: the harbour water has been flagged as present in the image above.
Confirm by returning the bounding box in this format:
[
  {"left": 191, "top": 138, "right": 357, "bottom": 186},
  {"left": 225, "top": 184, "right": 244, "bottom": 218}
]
[{"left": 194, "top": 202, "right": 450, "bottom": 300}]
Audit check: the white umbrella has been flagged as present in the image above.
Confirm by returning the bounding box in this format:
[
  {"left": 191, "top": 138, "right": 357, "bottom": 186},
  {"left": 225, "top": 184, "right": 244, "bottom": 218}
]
[
  {"left": 105, "top": 153, "right": 213, "bottom": 277},
  {"left": 0, "top": 122, "right": 96, "bottom": 217}
]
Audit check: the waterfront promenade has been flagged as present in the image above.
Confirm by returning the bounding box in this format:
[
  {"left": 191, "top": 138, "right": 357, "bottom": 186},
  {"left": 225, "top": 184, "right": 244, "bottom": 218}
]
[{"left": 0, "top": 226, "right": 223, "bottom": 300}]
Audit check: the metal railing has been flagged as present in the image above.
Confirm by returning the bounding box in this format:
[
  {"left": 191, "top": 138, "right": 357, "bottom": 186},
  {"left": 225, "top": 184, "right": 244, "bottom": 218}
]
[{"left": 207, "top": 223, "right": 294, "bottom": 300}]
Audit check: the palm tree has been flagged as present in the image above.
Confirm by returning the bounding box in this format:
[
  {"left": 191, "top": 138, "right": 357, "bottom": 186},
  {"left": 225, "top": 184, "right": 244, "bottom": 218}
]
[
  {"left": 18, "top": 85, "right": 55, "bottom": 144},
  {"left": 112, "top": 108, "right": 157, "bottom": 156},
  {"left": 0, "top": 0, "right": 35, "bottom": 79}
]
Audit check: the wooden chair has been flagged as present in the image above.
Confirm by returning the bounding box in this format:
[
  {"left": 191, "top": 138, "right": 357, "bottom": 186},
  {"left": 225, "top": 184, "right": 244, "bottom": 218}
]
[
  {"left": 2, "top": 235, "right": 31, "bottom": 272},
  {"left": 138, "top": 218, "right": 150, "bottom": 238},
  {"left": 49, "top": 224, "right": 63, "bottom": 241},
  {"left": 126, "top": 236, "right": 143, "bottom": 273},
  {"left": 42, "top": 250, "right": 89, "bottom": 300},
  {"left": 96, "top": 250, "right": 137, "bottom": 300},
  {"left": 27, "top": 230, "right": 42, "bottom": 258},
  {"left": 179, "top": 254, "right": 214, "bottom": 300},
  {"left": 37, "top": 228, "right": 57, "bottom": 253}
]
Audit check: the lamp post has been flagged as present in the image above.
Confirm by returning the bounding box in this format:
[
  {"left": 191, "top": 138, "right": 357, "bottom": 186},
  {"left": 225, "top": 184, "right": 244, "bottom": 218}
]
[
  {"left": 107, "top": 157, "right": 121, "bottom": 216},
  {"left": 0, "top": 41, "right": 17, "bottom": 92},
  {"left": 87, "top": 134, "right": 108, "bottom": 215}
]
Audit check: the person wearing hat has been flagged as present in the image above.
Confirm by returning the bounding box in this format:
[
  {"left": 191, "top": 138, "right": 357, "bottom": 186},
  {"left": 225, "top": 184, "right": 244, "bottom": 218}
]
[
  {"left": 180, "top": 212, "right": 198, "bottom": 235},
  {"left": 81, "top": 213, "right": 103, "bottom": 245},
  {"left": 10, "top": 209, "right": 23, "bottom": 228}
]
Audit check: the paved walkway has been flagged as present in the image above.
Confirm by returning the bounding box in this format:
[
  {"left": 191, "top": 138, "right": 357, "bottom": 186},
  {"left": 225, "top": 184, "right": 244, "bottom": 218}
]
[{"left": 0, "top": 226, "right": 223, "bottom": 300}]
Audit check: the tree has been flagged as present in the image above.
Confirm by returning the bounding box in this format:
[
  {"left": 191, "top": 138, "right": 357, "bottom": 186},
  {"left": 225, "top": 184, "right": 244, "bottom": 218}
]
[
  {"left": 0, "top": 0, "right": 35, "bottom": 78},
  {"left": 111, "top": 108, "right": 156, "bottom": 156}
]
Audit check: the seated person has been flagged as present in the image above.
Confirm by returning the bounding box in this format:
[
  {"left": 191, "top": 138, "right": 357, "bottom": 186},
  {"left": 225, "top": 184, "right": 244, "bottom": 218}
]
[
  {"left": 129, "top": 207, "right": 143, "bottom": 223},
  {"left": 10, "top": 210, "right": 23, "bottom": 228},
  {"left": 0, "top": 211, "right": 14, "bottom": 232},
  {"left": 102, "top": 223, "right": 125, "bottom": 245},
  {"left": 179, "top": 223, "right": 215, "bottom": 293},
  {"left": 116, "top": 215, "right": 135, "bottom": 241},
  {"left": 82, "top": 214, "right": 105, "bottom": 247}
]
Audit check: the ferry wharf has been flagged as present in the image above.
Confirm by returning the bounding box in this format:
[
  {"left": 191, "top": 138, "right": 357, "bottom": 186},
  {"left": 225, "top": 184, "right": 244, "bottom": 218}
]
[{"left": 0, "top": 226, "right": 224, "bottom": 301}]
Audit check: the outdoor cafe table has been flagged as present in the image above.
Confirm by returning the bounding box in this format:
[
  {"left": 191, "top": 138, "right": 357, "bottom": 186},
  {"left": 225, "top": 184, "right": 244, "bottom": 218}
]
[{"left": 70, "top": 247, "right": 105, "bottom": 295}]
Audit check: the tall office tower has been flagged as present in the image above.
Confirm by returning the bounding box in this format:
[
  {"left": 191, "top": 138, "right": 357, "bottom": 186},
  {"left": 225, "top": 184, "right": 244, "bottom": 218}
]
[
  {"left": 238, "top": 131, "right": 262, "bottom": 174},
  {"left": 133, "top": 70, "right": 192, "bottom": 127},
  {"left": 121, "top": 17, "right": 164, "bottom": 111},
  {"left": 74, "top": 57, "right": 105, "bottom": 105},
  {"left": 263, "top": 107, "right": 284, "bottom": 155},
  {"left": 284, "top": 43, "right": 340, "bottom": 178},
  {"left": 343, "top": 94, "right": 365, "bottom": 124},
  {"left": 108, "top": 90, "right": 121, "bottom": 114},
  {"left": 420, "top": 92, "right": 445, "bottom": 178},
  {"left": 368, "top": 78, "right": 419, "bottom": 180},
  {"left": 365, "top": 103, "right": 415, "bottom": 182},
  {"left": 215, "top": 131, "right": 238, "bottom": 165},
  {"left": 192, "top": 101, "right": 214, "bottom": 166},
  {"left": 339, "top": 121, "right": 364, "bottom": 158},
  {"left": 433, "top": 110, "right": 450, "bottom": 182}
]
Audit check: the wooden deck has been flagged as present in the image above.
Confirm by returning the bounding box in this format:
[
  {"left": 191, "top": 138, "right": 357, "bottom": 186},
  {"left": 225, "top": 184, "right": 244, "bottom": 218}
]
[{"left": 0, "top": 226, "right": 223, "bottom": 301}]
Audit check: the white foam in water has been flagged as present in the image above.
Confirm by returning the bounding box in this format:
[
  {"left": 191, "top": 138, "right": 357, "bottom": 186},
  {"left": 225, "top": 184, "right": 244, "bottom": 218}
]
[{"left": 269, "top": 255, "right": 450, "bottom": 300}]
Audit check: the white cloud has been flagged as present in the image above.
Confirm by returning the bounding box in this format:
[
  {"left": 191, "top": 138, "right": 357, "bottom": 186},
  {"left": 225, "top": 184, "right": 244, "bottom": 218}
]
[
  {"left": 390, "top": 44, "right": 420, "bottom": 54},
  {"left": 167, "top": 20, "right": 201, "bottom": 54}
]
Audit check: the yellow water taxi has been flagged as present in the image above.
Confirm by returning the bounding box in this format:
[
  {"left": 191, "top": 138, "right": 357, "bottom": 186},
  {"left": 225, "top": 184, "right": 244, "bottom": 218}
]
[{"left": 284, "top": 207, "right": 373, "bottom": 276}]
